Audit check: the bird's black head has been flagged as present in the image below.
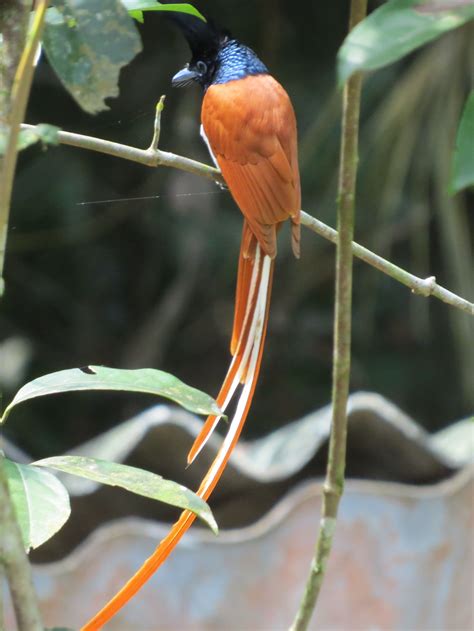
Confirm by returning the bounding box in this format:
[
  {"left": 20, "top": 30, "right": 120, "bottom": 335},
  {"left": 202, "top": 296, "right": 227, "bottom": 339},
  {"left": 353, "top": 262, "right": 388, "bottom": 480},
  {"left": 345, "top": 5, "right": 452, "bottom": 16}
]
[
  {"left": 168, "top": 11, "right": 223, "bottom": 89},
  {"left": 169, "top": 11, "right": 268, "bottom": 91}
]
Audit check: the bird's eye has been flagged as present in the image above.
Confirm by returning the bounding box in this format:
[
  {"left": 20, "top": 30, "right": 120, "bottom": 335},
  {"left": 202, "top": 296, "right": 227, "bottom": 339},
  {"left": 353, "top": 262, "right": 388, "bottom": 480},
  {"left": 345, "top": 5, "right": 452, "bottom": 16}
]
[{"left": 196, "top": 61, "right": 208, "bottom": 74}]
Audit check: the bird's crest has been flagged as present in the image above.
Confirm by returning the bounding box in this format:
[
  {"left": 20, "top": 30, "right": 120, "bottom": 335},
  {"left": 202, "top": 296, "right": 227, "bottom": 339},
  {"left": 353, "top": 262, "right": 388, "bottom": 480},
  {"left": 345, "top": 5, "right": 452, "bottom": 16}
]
[{"left": 167, "top": 11, "right": 227, "bottom": 59}]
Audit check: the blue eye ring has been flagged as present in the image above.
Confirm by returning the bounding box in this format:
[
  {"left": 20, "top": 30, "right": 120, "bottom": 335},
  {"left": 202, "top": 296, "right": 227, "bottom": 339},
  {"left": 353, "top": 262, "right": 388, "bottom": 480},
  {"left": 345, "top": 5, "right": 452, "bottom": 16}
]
[{"left": 196, "top": 60, "right": 208, "bottom": 74}]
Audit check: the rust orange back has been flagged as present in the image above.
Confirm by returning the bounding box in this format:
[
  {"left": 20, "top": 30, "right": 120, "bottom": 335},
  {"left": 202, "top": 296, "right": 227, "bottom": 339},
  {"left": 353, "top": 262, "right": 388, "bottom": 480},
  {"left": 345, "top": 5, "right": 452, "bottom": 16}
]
[{"left": 201, "top": 73, "right": 301, "bottom": 260}]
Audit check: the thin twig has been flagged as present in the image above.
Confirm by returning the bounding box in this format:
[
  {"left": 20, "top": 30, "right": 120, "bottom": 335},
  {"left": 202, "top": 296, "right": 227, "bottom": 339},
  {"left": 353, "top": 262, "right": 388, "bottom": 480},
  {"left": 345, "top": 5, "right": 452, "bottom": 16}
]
[
  {"left": 290, "top": 1, "right": 368, "bottom": 629},
  {"left": 0, "top": 456, "right": 43, "bottom": 631},
  {"left": 18, "top": 122, "right": 474, "bottom": 317},
  {"left": 300, "top": 212, "right": 474, "bottom": 316},
  {"left": 20, "top": 117, "right": 224, "bottom": 186},
  {"left": 149, "top": 95, "right": 166, "bottom": 151}
]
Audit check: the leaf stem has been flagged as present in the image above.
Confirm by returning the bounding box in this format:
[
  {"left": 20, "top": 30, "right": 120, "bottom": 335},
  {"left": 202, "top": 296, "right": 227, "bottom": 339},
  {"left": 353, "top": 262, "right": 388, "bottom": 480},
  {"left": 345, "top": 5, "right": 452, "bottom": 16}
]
[
  {"left": 0, "top": 456, "right": 43, "bottom": 631},
  {"left": 290, "top": 0, "right": 368, "bottom": 629}
]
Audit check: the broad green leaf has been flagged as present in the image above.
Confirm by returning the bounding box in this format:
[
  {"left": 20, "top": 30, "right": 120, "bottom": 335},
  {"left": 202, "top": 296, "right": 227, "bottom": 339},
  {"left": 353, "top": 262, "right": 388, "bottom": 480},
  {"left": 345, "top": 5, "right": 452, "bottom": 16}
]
[
  {"left": 4, "top": 458, "right": 70, "bottom": 552},
  {"left": 0, "top": 124, "right": 59, "bottom": 156},
  {"left": 123, "top": 1, "right": 206, "bottom": 23},
  {"left": 450, "top": 90, "right": 474, "bottom": 194},
  {"left": 338, "top": 0, "right": 474, "bottom": 84},
  {"left": 1, "top": 365, "right": 222, "bottom": 423},
  {"left": 43, "top": 0, "right": 142, "bottom": 114},
  {"left": 35, "top": 456, "right": 218, "bottom": 533}
]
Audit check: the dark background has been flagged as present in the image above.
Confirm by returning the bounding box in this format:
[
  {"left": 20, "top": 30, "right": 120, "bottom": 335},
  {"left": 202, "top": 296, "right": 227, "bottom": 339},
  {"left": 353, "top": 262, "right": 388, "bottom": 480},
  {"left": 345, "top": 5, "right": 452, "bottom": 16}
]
[{"left": 2, "top": 1, "right": 473, "bottom": 459}]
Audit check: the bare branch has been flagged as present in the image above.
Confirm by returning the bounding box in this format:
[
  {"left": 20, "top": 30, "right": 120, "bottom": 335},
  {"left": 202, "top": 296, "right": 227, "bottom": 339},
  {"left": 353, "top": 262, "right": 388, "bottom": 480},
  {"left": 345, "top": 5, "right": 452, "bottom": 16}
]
[
  {"left": 19, "top": 114, "right": 474, "bottom": 318},
  {"left": 20, "top": 107, "right": 223, "bottom": 187},
  {"left": 300, "top": 212, "right": 474, "bottom": 316}
]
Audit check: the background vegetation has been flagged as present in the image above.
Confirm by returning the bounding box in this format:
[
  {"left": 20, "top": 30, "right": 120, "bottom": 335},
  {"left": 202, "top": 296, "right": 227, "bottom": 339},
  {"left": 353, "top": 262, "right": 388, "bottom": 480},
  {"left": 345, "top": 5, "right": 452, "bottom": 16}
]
[{"left": 2, "top": 0, "right": 473, "bottom": 461}]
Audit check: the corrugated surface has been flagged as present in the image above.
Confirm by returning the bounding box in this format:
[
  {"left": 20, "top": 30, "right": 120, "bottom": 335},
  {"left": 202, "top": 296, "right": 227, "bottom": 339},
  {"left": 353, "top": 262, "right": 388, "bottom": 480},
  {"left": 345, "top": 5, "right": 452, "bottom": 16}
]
[{"left": 4, "top": 392, "right": 474, "bottom": 629}]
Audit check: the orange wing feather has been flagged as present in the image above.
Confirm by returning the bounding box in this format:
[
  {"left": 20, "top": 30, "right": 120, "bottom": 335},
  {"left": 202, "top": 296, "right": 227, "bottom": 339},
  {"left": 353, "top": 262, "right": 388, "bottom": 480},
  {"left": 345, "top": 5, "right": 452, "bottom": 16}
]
[{"left": 201, "top": 74, "right": 301, "bottom": 260}]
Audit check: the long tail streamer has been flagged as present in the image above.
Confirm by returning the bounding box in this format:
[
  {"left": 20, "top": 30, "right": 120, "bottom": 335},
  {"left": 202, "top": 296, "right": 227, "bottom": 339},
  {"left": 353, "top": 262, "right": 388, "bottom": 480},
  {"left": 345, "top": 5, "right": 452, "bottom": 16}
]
[{"left": 82, "top": 231, "right": 274, "bottom": 630}]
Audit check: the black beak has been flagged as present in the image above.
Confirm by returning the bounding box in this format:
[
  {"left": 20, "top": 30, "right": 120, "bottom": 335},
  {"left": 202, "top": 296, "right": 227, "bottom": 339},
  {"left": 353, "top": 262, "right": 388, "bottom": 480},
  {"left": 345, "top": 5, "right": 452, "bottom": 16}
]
[{"left": 172, "top": 66, "right": 199, "bottom": 87}]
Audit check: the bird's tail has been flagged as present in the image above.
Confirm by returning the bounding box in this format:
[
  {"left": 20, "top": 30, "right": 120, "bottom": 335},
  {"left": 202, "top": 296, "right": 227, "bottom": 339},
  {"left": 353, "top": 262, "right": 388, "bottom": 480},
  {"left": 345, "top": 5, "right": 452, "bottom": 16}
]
[{"left": 81, "top": 222, "right": 273, "bottom": 630}]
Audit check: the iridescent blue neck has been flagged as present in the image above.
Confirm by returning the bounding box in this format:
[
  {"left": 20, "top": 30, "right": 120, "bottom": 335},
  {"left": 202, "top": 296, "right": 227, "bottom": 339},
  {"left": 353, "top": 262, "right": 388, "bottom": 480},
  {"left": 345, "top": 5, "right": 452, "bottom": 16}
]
[{"left": 211, "top": 40, "right": 268, "bottom": 85}]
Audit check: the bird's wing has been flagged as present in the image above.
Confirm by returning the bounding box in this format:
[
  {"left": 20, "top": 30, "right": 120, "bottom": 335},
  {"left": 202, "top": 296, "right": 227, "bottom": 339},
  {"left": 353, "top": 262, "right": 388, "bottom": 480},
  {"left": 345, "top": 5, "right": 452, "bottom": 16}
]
[{"left": 201, "top": 73, "right": 301, "bottom": 258}]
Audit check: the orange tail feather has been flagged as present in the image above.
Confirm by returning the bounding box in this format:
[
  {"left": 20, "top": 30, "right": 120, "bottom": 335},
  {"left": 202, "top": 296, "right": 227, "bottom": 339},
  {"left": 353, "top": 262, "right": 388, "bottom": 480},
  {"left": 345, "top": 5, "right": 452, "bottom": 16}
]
[
  {"left": 81, "top": 230, "right": 274, "bottom": 630},
  {"left": 187, "top": 227, "right": 264, "bottom": 464}
]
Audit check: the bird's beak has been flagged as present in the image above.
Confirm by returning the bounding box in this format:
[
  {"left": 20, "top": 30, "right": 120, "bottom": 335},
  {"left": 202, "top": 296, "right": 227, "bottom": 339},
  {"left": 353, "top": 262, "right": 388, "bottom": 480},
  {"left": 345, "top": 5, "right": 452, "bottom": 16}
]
[{"left": 172, "top": 66, "right": 199, "bottom": 88}]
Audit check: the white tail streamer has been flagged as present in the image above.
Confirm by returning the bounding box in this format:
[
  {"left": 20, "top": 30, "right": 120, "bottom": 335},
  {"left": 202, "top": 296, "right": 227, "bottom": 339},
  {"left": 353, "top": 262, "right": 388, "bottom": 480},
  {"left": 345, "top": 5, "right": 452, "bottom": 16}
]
[{"left": 201, "top": 252, "right": 271, "bottom": 493}]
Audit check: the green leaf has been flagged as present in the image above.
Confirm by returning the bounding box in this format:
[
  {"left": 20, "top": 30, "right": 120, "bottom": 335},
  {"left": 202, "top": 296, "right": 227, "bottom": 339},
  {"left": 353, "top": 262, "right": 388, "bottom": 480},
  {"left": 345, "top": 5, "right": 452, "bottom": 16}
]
[
  {"left": 35, "top": 456, "right": 218, "bottom": 533},
  {"left": 129, "top": 9, "right": 144, "bottom": 23},
  {"left": 450, "top": 90, "right": 474, "bottom": 194},
  {"left": 122, "top": 1, "right": 206, "bottom": 23},
  {"left": 337, "top": 0, "right": 474, "bottom": 85},
  {"left": 1, "top": 365, "right": 222, "bottom": 423},
  {"left": 0, "top": 124, "right": 60, "bottom": 156},
  {"left": 42, "top": 0, "right": 142, "bottom": 114},
  {"left": 4, "top": 458, "right": 70, "bottom": 552}
]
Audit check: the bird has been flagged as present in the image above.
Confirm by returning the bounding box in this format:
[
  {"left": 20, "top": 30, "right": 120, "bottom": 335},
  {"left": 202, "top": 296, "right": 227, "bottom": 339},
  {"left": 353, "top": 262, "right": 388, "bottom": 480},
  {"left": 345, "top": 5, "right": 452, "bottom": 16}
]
[{"left": 81, "top": 9, "right": 300, "bottom": 629}]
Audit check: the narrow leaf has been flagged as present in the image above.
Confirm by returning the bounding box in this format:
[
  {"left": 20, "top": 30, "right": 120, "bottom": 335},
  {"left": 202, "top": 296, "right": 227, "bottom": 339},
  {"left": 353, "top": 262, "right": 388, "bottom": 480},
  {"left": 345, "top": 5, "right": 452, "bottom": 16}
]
[
  {"left": 35, "top": 456, "right": 218, "bottom": 533},
  {"left": 450, "top": 90, "right": 474, "bottom": 194},
  {"left": 4, "top": 458, "right": 70, "bottom": 552},
  {"left": 337, "top": 0, "right": 474, "bottom": 84},
  {"left": 1, "top": 365, "right": 222, "bottom": 423},
  {"left": 43, "top": 0, "right": 142, "bottom": 114},
  {"left": 122, "top": 1, "right": 206, "bottom": 22}
]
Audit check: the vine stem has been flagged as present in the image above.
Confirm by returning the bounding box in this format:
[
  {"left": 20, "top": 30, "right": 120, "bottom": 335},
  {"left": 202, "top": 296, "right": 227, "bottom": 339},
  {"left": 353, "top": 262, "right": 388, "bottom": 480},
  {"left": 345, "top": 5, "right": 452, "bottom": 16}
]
[
  {"left": 0, "top": 456, "right": 43, "bottom": 631},
  {"left": 290, "top": 0, "right": 368, "bottom": 629},
  {"left": 18, "top": 119, "right": 474, "bottom": 316},
  {"left": 0, "top": 2, "right": 47, "bottom": 629},
  {"left": 0, "top": 0, "right": 48, "bottom": 293}
]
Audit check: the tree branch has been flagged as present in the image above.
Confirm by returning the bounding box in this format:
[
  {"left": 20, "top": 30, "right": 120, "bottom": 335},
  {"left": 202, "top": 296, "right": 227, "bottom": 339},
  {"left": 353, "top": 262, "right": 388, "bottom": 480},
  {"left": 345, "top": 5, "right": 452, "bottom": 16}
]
[
  {"left": 21, "top": 96, "right": 223, "bottom": 187},
  {"left": 290, "top": 0, "right": 368, "bottom": 628},
  {"left": 19, "top": 113, "right": 474, "bottom": 317},
  {"left": 300, "top": 212, "right": 474, "bottom": 316}
]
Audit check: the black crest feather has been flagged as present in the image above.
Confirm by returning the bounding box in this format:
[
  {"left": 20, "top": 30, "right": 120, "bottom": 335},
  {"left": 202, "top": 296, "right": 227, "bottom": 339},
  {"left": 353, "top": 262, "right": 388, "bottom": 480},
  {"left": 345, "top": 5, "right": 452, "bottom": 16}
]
[{"left": 166, "top": 10, "right": 226, "bottom": 59}]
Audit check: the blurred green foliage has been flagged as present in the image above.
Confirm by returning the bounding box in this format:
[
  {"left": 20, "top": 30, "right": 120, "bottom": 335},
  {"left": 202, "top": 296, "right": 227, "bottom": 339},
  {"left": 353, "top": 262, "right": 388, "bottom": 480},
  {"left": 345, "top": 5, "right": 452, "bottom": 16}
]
[{"left": 1, "top": 1, "right": 473, "bottom": 458}]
